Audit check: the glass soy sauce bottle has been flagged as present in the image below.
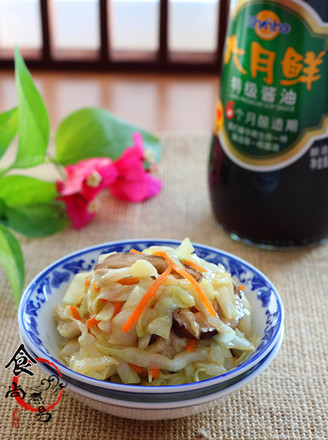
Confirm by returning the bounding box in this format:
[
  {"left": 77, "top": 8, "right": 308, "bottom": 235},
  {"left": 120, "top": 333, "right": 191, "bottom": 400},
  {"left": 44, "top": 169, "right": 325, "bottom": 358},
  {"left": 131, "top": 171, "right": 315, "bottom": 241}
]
[{"left": 208, "top": 0, "right": 328, "bottom": 248}]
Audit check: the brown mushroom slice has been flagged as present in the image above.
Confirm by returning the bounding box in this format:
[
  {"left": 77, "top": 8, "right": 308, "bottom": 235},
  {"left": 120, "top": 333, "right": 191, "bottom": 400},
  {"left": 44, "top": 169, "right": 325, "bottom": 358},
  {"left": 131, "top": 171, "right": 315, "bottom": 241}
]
[
  {"left": 194, "top": 311, "right": 219, "bottom": 339},
  {"left": 96, "top": 252, "right": 168, "bottom": 274},
  {"left": 179, "top": 263, "right": 202, "bottom": 283},
  {"left": 172, "top": 308, "right": 218, "bottom": 340},
  {"left": 96, "top": 252, "right": 202, "bottom": 282}
]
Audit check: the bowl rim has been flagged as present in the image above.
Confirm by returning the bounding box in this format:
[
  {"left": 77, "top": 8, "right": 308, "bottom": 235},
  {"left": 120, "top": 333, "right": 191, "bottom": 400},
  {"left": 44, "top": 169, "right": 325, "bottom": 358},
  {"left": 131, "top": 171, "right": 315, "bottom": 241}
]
[
  {"left": 18, "top": 238, "right": 284, "bottom": 394},
  {"left": 30, "top": 327, "right": 284, "bottom": 410},
  {"left": 20, "top": 324, "right": 284, "bottom": 404}
]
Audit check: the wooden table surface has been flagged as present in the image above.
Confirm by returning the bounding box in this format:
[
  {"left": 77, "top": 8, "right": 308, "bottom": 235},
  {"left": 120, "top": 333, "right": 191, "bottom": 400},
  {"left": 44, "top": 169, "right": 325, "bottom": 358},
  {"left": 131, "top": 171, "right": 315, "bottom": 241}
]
[{"left": 0, "top": 70, "right": 219, "bottom": 135}]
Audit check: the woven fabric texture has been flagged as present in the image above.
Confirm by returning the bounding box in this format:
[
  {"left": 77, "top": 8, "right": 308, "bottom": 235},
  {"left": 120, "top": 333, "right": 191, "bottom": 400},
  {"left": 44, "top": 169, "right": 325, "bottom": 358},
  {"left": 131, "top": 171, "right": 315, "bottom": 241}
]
[{"left": 1, "top": 135, "right": 327, "bottom": 440}]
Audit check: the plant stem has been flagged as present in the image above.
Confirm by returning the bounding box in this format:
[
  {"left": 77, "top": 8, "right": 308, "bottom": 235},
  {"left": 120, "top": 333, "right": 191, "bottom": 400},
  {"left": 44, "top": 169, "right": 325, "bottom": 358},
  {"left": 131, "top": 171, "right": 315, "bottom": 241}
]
[
  {"left": 0, "top": 165, "right": 13, "bottom": 178},
  {"left": 45, "top": 154, "right": 66, "bottom": 180}
]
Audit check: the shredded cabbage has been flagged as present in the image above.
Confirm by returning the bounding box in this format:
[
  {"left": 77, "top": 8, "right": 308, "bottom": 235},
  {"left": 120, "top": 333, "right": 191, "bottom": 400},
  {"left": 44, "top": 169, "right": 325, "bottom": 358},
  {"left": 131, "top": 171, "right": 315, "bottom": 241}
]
[{"left": 54, "top": 238, "right": 257, "bottom": 385}]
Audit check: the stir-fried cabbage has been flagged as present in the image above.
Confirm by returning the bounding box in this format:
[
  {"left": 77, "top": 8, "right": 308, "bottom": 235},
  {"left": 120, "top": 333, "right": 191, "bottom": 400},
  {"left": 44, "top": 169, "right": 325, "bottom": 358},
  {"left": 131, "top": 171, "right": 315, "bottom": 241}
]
[{"left": 54, "top": 238, "right": 257, "bottom": 385}]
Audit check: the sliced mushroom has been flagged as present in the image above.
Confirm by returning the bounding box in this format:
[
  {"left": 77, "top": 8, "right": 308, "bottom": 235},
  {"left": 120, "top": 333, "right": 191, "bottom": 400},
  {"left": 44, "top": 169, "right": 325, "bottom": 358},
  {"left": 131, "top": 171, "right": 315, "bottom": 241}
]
[
  {"left": 96, "top": 252, "right": 168, "bottom": 273},
  {"left": 172, "top": 308, "right": 218, "bottom": 340},
  {"left": 97, "top": 252, "right": 202, "bottom": 282},
  {"left": 181, "top": 263, "right": 202, "bottom": 283},
  {"left": 172, "top": 282, "right": 247, "bottom": 340},
  {"left": 149, "top": 334, "right": 158, "bottom": 345}
]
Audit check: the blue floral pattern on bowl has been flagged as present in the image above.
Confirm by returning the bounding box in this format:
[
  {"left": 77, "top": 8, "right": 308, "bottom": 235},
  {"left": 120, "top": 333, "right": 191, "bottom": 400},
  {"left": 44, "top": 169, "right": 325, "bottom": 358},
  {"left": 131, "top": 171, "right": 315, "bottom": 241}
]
[{"left": 18, "top": 239, "right": 284, "bottom": 394}]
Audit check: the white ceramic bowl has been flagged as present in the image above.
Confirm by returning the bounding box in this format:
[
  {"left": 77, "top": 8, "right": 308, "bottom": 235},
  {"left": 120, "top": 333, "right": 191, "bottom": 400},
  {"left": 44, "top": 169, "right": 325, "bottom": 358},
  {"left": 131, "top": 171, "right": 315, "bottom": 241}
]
[
  {"left": 21, "top": 327, "right": 284, "bottom": 420},
  {"left": 18, "top": 239, "right": 284, "bottom": 412}
]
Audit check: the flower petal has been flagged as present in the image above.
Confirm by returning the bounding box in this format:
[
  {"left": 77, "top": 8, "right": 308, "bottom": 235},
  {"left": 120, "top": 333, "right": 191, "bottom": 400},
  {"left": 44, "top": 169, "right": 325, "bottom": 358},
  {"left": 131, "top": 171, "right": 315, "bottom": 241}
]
[
  {"left": 132, "top": 132, "right": 144, "bottom": 158},
  {"left": 57, "top": 157, "right": 118, "bottom": 201},
  {"left": 110, "top": 172, "right": 162, "bottom": 203},
  {"left": 110, "top": 132, "right": 162, "bottom": 202},
  {"left": 58, "top": 193, "right": 96, "bottom": 229},
  {"left": 144, "top": 173, "right": 162, "bottom": 199},
  {"left": 81, "top": 162, "right": 118, "bottom": 201}
]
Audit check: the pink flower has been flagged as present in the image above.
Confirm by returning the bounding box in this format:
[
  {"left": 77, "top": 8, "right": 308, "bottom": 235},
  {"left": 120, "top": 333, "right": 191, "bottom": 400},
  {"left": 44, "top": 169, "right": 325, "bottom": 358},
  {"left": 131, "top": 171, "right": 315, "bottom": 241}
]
[
  {"left": 56, "top": 134, "right": 161, "bottom": 229},
  {"left": 58, "top": 193, "right": 97, "bottom": 230},
  {"left": 57, "top": 158, "right": 118, "bottom": 201},
  {"left": 109, "top": 132, "right": 162, "bottom": 202},
  {"left": 57, "top": 158, "right": 118, "bottom": 229}
]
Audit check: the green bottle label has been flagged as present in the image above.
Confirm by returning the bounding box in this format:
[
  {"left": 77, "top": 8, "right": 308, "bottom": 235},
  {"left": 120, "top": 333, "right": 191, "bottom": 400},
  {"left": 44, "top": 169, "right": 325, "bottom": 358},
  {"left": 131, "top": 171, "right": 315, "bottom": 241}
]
[{"left": 218, "top": 0, "right": 328, "bottom": 171}]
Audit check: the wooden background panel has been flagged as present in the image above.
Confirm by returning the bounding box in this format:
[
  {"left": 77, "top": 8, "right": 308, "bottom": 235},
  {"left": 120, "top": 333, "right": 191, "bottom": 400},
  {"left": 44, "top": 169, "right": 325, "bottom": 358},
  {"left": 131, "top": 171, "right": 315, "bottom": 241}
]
[{"left": 0, "top": 71, "right": 219, "bottom": 134}]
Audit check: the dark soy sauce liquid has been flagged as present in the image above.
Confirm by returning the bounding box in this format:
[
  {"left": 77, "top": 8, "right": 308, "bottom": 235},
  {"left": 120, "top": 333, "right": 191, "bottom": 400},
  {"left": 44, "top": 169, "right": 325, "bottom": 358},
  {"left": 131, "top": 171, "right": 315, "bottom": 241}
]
[{"left": 209, "top": 136, "right": 328, "bottom": 247}]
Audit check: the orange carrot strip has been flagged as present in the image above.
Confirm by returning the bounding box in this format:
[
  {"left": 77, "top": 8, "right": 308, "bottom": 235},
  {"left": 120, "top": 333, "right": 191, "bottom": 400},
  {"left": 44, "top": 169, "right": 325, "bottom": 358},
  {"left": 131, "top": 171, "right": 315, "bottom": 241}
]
[
  {"left": 164, "top": 254, "right": 216, "bottom": 318},
  {"left": 84, "top": 276, "right": 91, "bottom": 287},
  {"left": 113, "top": 301, "right": 123, "bottom": 317},
  {"left": 239, "top": 285, "right": 245, "bottom": 291},
  {"left": 87, "top": 316, "right": 99, "bottom": 328},
  {"left": 129, "top": 249, "right": 143, "bottom": 254},
  {"left": 117, "top": 277, "right": 140, "bottom": 285},
  {"left": 187, "top": 339, "right": 198, "bottom": 353},
  {"left": 70, "top": 305, "right": 81, "bottom": 320},
  {"left": 129, "top": 363, "right": 144, "bottom": 374},
  {"left": 93, "top": 284, "right": 101, "bottom": 293},
  {"left": 121, "top": 255, "right": 173, "bottom": 333},
  {"left": 183, "top": 259, "right": 206, "bottom": 273},
  {"left": 151, "top": 368, "right": 160, "bottom": 379}
]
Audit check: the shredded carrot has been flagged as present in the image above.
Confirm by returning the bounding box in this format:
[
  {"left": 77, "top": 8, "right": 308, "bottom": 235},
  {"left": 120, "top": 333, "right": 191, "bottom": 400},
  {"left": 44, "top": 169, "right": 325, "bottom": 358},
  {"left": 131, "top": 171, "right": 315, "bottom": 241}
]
[
  {"left": 129, "top": 363, "right": 144, "bottom": 374},
  {"left": 121, "top": 254, "right": 173, "bottom": 333},
  {"left": 239, "top": 285, "right": 245, "bottom": 291},
  {"left": 87, "top": 316, "right": 99, "bottom": 328},
  {"left": 70, "top": 305, "right": 81, "bottom": 320},
  {"left": 174, "top": 267, "right": 216, "bottom": 317},
  {"left": 151, "top": 368, "right": 160, "bottom": 379},
  {"left": 93, "top": 284, "right": 101, "bottom": 293},
  {"left": 163, "top": 254, "right": 216, "bottom": 318},
  {"left": 183, "top": 259, "right": 206, "bottom": 273},
  {"left": 129, "top": 249, "right": 143, "bottom": 254},
  {"left": 117, "top": 277, "right": 139, "bottom": 285},
  {"left": 99, "top": 298, "right": 108, "bottom": 303},
  {"left": 113, "top": 301, "right": 123, "bottom": 317},
  {"left": 187, "top": 339, "right": 198, "bottom": 353},
  {"left": 84, "top": 276, "right": 91, "bottom": 287}
]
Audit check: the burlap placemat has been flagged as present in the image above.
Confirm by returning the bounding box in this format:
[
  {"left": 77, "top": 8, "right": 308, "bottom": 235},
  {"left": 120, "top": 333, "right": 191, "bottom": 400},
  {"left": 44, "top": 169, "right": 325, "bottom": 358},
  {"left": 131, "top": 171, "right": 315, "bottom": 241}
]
[{"left": 1, "top": 135, "right": 327, "bottom": 440}]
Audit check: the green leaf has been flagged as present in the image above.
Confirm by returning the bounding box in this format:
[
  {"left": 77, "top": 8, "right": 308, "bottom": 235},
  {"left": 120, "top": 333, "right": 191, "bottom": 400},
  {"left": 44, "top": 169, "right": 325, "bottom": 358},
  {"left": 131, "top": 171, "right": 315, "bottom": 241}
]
[
  {"left": 0, "top": 175, "right": 57, "bottom": 207},
  {"left": 55, "top": 108, "right": 162, "bottom": 166},
  {"left": 0, "top": 198, "right": 6, "bottom": 216},
  {"left": 0, "top": 107, "right": 18, "bottom": 159},
  {"left": 5, "top": 201, "right": 69, "bottom": 238},
  {"left": 13, "top": 47, "right": 50, "bottom": 168},
  {"left": 0, "top": 224, "right": 25, "bottom": 304}
]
